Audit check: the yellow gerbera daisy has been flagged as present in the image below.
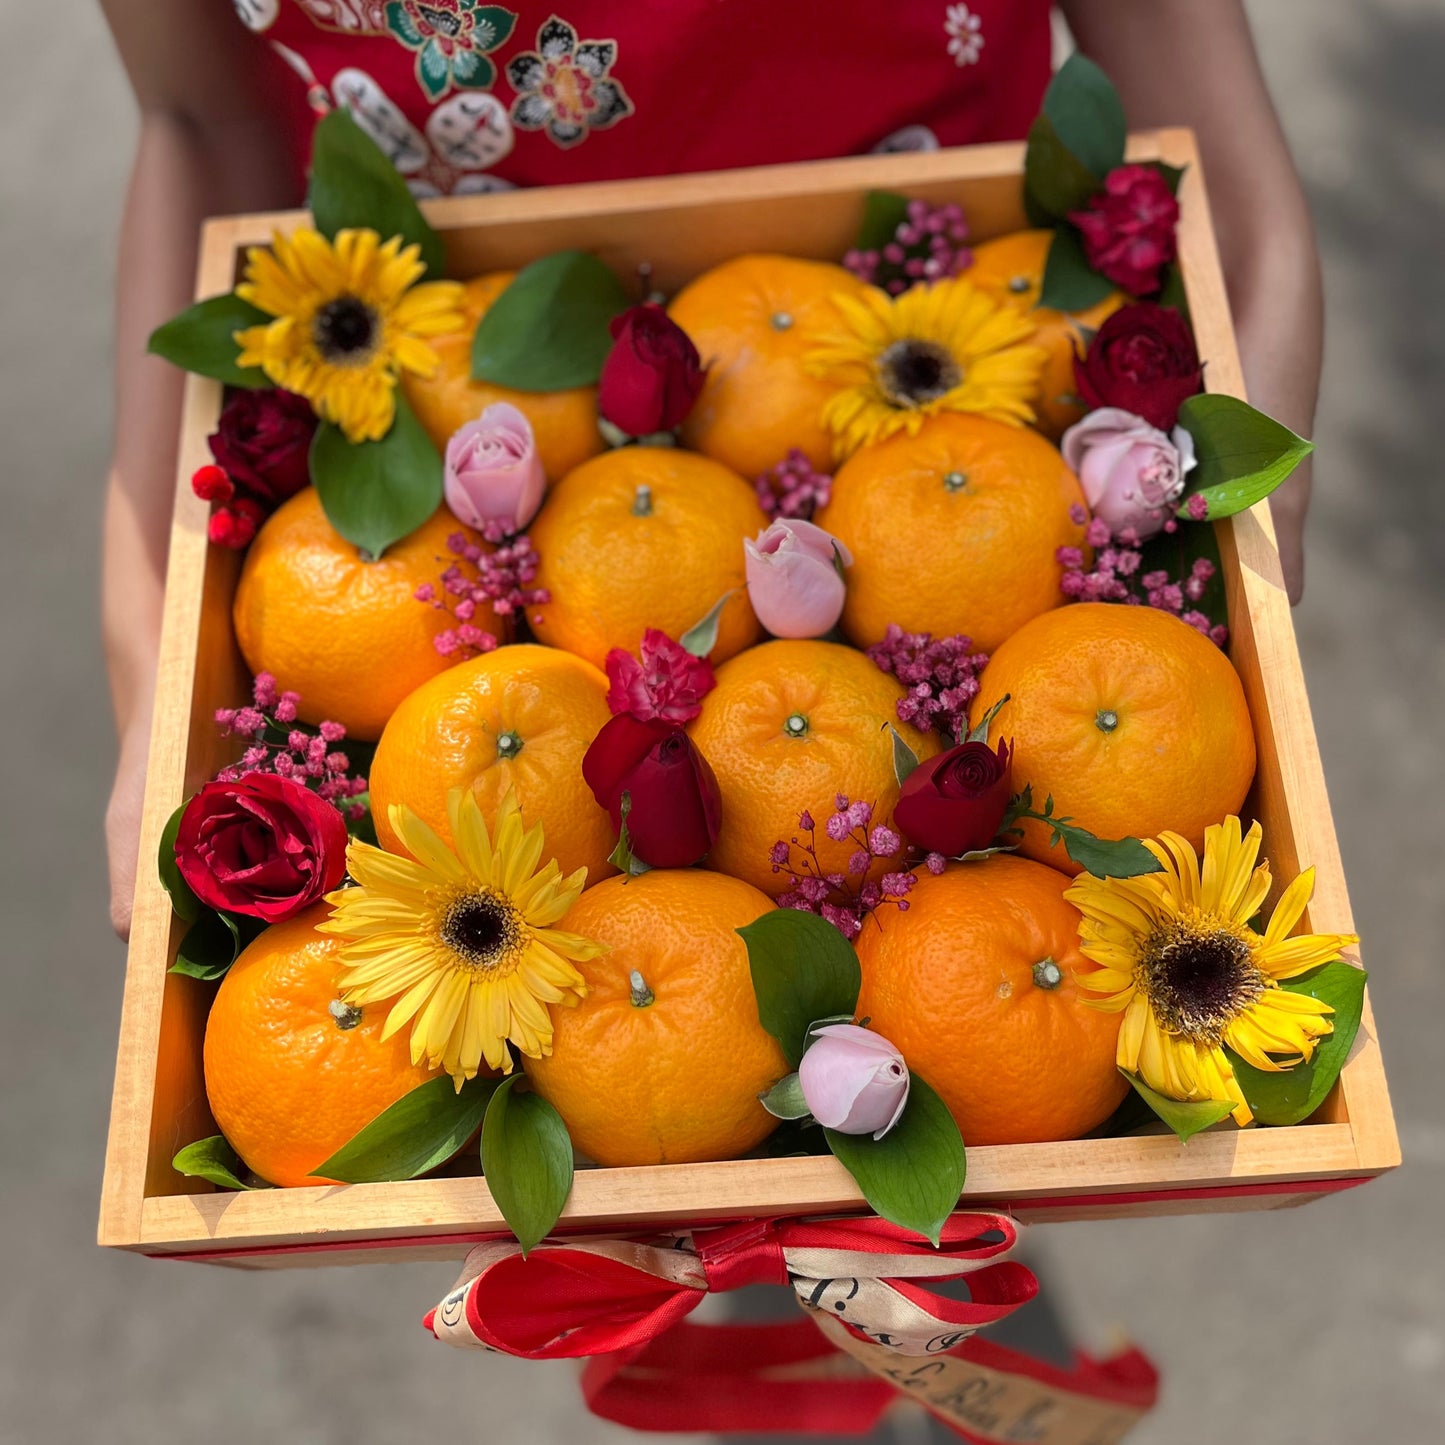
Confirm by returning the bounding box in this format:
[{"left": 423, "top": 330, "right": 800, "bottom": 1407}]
[
  {"left": 235, "top": 226, "right": 464, "bottom": 443},
  {"left": 805, "top": 277, "right": 1047, "bottom": 460},
  {"left": 1065, "top": 817, "right": 1359, "bottom": 1125},
  {"left": 320, "top": 790, "right": 604, "bottom": 1086}
]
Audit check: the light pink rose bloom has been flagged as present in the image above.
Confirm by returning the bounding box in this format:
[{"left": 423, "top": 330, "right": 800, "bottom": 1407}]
[
  {"left": 443, "top": 402, "right": 547, "bottom": 535},
  {"left": 744, "top": 519, "right": 852, "bottom": 639},
  {"left": 798, "top": 1023, "right": 910, "bottom": 1139},
  {"left": 1061, "top": 406, "right": 1197, "bottom": 540}
]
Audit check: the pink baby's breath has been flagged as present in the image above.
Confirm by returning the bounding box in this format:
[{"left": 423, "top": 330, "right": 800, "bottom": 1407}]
[
  {"left": 416, "top": 530, "right": 551, "bottom": 659},
  {"left": 844, "top": 199, "right": 973, "bottom": 296},
  {"left": 867, "top": 624, "right": 989, "bottom": 742},
  {"left": 1056, "top": 534, "right": 1228, "bottom": 645},
  {"left": 755, "top": 449, "right": 833, "bottom": 520}
]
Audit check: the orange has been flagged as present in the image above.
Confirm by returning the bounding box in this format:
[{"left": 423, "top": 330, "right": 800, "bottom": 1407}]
[
  {"left": 669, "top": 254, "right": 870, "bottom": 478},
  {"left": 401, "top": 272, "right": 605, "bottom": 482},
  {"left": 368, "top": 642, "right": 616, "bottom": 881},
  {"left": 966, "top": 230, "right": 1124, "bottom": 441},
  {"left": 687, "top": 640, "right": 938, "bottom": 897},
  {"left": 970, "top": 603, "right": 1256, "bottom": 873},
  {"left": 814, "top": 412, "right": 1088, "bottom": 653},
  {"left": 529, "top": 447, "right": 766, "bottom": 669},
  {"left": 202, "top": 904, "right": 439, "bottom": 1187},
  {"left": 233, "top": 489, "right": 500, "bottom": 741},
  {"left": 855, "top": 856, "right": 1127, "bottom": 1146},
  {"left": 523, "top": 870, "right": 786, "bottom": 1165}
]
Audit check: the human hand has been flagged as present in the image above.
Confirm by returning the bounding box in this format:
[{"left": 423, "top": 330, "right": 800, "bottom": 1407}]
[
  {"left": 1268, "top": 456, "right": 1311, "bottom": 606},
  {"left": 106, "top": 720, "right": 151, "bottom": 941}
]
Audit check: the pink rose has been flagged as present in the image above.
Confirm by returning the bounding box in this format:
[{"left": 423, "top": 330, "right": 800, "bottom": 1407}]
[
  {"left": 604, "top": 628, "right": 716, "bottom": 724},
  {"left": 1068, "top": 164, "right": 1180, "bottom": 297},
  {"left": 1062, "top": 407, "right": 1197, "bottom": 540},
  {"left": 798, "top": 1024, "right": 910, "bottom": 1139},
  {"left": 443, "top": 403, "right": 547, "bottom": 536},
  {"left": 744, "top": 519, "right": 852, "bottom": 639}
]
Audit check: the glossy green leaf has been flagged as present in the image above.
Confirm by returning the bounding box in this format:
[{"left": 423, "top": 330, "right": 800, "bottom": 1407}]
[
  {"left": 146, "top": 293, "right": 271, "bottom": 387},
  {"left": 740, "top": 910, "right": 861, "bottom": 1069},
  {"left": 680, "top": 592, "right": 734, "bottom": 658},
  {"left": 1023, "top": 113, "right": 1102, "bottom": 223},
  {"left": 854, "top": 190, "right": 911, "bottom": 252},
  {"left": 169, "top": 908, "right": 262, "bottom": 981},
  {"left": 887, "top": 724, "right": 920, "bottom": 787},
  {"left": 157, "top": 804, "right": 200, "bottom": 923},
  {"left": 606, "top": 792, "right": 652, "bottom": 877},
  {"left": 1042, "top": 53, "right": 1127, "bottom": 179},
  {"left": 1121, "top": 1072, "right": 1235, "bottom": 1144},
  {"left": 1037, "top": 227, "right": 1116, "bottom": 313},
  {"left": 480, "top": 1077, "right": 575, "bottom": 1254},
  {"left": 307, "top": 108, "right": 445, "bottom": 277},
  {"left": 472, "top": 250, "right": 630, "bottom": 390},
  {"left": 1226, "top": 962, "right": 1367, "bottom": 1127},
  {"left": 173, "top": 1135, "right": 262, "bottom": 1191},
  {"left": 312, "top": 1074, "right": 496, "bottom": 1183},
  {"left": 1176, "top": 394, "right": 1315, "bottom": 520},
  {"left": 824, "top": 1076, "right": 965, "bottom": 1246},
  {"left": 1053, "top": 821, "right": 1162, "bottom": 879},
  {"left": 310, "top": 393, "right": 442, "bottom": 559},
  {"left": 759, "top": 1072, "right": 810, "bottom": 1121}
]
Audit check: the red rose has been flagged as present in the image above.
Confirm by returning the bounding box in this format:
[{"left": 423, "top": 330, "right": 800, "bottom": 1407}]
[
  {"left": 1068, "top": 165, "right": 1180, "bottom": 298},
  {"left": 174, "top": 772, "right": 348, "bottom": 922},
  {"left": 1075, "top": 303, "right": 1203, "bottom": 432},
  {"left": 893, "top": 739, "right": 1012, "bottom": 857},
  {"left": 582, "top": 714, "right": 722, "bottom": 868},
  {"left": 597, "top": 304, "right": 706, "bottom": 437},
  {"left": 208, "top": 388, "right": 317, "bottom": 506}
]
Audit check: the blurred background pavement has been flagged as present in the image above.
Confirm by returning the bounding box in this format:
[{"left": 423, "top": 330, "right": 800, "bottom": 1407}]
[{"left": 1, "top": 2, "right": 1440, "bottom": 1441}]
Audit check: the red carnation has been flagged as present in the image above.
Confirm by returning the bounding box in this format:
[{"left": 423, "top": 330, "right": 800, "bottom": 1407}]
[
  {"left": 208, "top": 388, "right": 316, "bottom": 506},
  {"left": 1075, "top": 304, "right": 1203, "bottom": 432},
  {"left": 597, "top": 304, "right": 706, "bottom": 437},
  {"left": 582, "top": 714, "right": 722, "bottom": 869},
  {"left": 893, "top": 739, "right": 1013, "bottom": 858},
  {"left": 604, "top": 629, "right": 716, "bottom": 724},
  {"left": 1069, "top": 165, "right": 1180, "bottom": 298},
  {"left": 174, "top": 772, "right": 348, "bottom": 922}
]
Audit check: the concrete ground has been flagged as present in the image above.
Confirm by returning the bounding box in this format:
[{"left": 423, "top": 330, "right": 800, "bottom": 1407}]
[{"left": 1, "top": 1, "right": 1440, "bottom": 1441}]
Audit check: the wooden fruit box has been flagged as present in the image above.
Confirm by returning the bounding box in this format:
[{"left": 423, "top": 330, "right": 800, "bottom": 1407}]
[{"left": 99, "top": 130, "right": 1399, "bottom": 1269}]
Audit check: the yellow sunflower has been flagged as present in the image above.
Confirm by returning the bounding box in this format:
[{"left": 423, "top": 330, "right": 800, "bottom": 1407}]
[
  {"left": 235, "top": 227, "right": 464, "bottom": 443},
  {"left": 320, "top": 789, "right": 604, "bottom": 1086},
  {"left": 1065, "top": 817, "right": 1359, "bottom": 1125},
  {"left": 805, "top": 277, "right": 1047, "bottom": 459}
]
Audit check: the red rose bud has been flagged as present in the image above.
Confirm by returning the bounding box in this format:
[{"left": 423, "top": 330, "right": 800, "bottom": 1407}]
[
  {"left": 597, "top": 304, "right": 706, "bottom": 437},
  {"left": 190, "top": 464, "right": 235, "bottom": 503},
  {"left": 893, "top": 738, "right": 1012, "bottom": 857},
  {"left": 1074, "top": 303, "right": 1203, "bottom": 432},
  {"left": 207, "top": 388, "right": 317, "bottom": 506},
  {"left": 207, "top": 497, "right": 265, "bottom": 550},
  {"left": 582, "top": 713, "right": 722, "bottom": 868},
  {"left": 1068, "top": 165, "right": 1180, "bottom": 298},
  {"left": 174, "top": 771, "right": 348, "bottom": 922}
]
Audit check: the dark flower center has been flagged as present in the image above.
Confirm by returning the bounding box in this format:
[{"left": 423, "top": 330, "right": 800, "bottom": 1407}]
[
  {"left": 878, "top": 340, "right": 962, "bottom": 407},
  {"left": 442, "top": 892, "right": 521, "bottom": 970},
  {"left": 418, "top": 6, "right": 463, "bottom": 37},
  {"left": 1140, "top": 923, "right": 1265, "bottom": 1042},
  {"left": 313, "top": 295, "right": 379, "bottom": 364}
]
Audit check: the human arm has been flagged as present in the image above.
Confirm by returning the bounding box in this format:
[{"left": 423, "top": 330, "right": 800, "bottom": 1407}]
[
  {"left": 100, "top": 0, "right": 298, "bottom": 936},
  {"left": 1059, "top": 0, "right": 1322, "bottom": 603}
]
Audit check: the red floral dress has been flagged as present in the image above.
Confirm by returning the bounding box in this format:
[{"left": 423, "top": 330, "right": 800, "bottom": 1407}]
[{"left": 233, "top": 1, "right": 1054, "bottom": 198}]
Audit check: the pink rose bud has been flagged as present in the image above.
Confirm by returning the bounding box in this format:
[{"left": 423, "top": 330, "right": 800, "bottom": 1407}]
[
  {"left": 797, "top": 1023, "right": 910, "bottom": 1139},
  {"left": 1061, "top": 407, "right": 1197, "bottom": 541},
  {"left": 744, "top": 519, "right": 852, "bottom": 639},
  {"left": 443, "top": 402, "right": 547, "bottom": 536}
]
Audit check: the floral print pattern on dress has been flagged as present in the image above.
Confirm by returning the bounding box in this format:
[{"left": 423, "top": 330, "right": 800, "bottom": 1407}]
[
  {"left": 943, "top": 3, "right": 984, "bottom": 67},
  {"left": 385, "top": 0, "right": 518, "bottom": 100},
  {"left": 295, "top": 0, "right": 390, "bottom": 31},
  {"left": 505, "top": 14, "right": 632, "bottom": 149}
]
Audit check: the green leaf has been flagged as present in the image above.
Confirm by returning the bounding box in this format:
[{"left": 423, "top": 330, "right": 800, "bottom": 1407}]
[
  {"left": 1051, "top": 820, "right": 1161, "bottom": 878},
  {"left": 606, "top": 792, "right": 652, "bottom": 877},
  {"left": 1042, "top": 52, "right": 1127, "bottom": 179},
  {"left": 312, "top": 1074, "right": 496, "bottom": 1183},
  {"left": 739, "top": 910, "right": 861, "bottom": 1069},
  {"left": 169, "top": 908, "right": 262, "bottom": 981},
  {"left": 1151, "top": 161, "right": 1186, "bottom": 196},
  {"left": 472, "top": 250, "right": 631, "bottom": 390},
  {"left": 309, "top": 393, "right": 441, "bottom": 559},
  {"left": 824, "top": 1076, "right": 965, "bottom": 1246},
  {"left": 1135, "top": 522, "right": 1227, "bottom": 634},
  {"left": 759, "top": 1072, "right": 811, "bottom": 1121},
  {"left": 886, "top": 724, "right": 920, "bottom": 787},
  {"left": 173, "top": 1135, "right": 262, "bottom": 1191},
  {"left": 854, "top": 190, "right": 911, "bottom": 253},
  {"left": 966, "top": 693, "right": 1010, "bottom": 746},
  {"left": 1037, "top": 227, "right": 1117, "bottom": 313},
  {"left": 1023, "top": 114, "right": 1102, "bottom": 223},
  {"left": 1121, "top": 1071, "right": 1236, "bottom": 1143},
  {"left": 307, "top": 108, "right": 445, "bottom": 277},
  {"left": 680, "top": 592, "right": 734, "bottom": 658},
  {"left": 146, "top": 293, "right": 271, "bottom": 387},
  {"left": 480, "top": 1077, "right": 574, "bottom": 1254},
  {"left": 1156, "top": 262, "right": 1190, "bottom": 322},
  {"left": 1226, "top": 962, "right": 1367, "bottom": 1127},
  {"left": 1176, "top": 394, "right": 1314, "bottom": 520},
  {"left": 157, "top": 804, "right": 200, "bottom": 923}
]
